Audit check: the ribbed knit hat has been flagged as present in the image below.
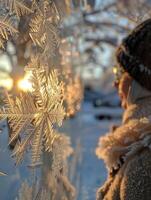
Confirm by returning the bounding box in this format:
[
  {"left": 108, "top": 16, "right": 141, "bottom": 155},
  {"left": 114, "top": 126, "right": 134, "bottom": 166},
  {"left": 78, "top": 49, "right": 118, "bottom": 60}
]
[{"left": 116, "top": 18, "right": 151, "bottom": 91}]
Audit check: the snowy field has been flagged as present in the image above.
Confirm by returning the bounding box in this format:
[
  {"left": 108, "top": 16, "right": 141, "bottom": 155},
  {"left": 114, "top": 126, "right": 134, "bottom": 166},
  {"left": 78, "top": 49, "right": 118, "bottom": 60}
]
[
  {"left": 0, "top": 102, "right": 123, "bottom": 200},
  {"left": 62, "top": 102, "right": 122, "bottom": 200}
]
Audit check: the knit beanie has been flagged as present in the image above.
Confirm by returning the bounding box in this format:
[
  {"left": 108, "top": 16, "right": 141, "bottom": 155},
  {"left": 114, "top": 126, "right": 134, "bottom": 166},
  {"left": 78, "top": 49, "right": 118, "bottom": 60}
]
[{"left": 116, "top": 18, "right": 151, "bottom": 91}]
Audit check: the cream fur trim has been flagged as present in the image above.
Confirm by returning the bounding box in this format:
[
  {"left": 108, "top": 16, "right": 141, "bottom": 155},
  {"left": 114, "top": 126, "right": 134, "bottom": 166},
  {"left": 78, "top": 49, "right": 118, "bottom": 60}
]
[{"left": 96, "top": 116, "right": 151, "bottom": 171}]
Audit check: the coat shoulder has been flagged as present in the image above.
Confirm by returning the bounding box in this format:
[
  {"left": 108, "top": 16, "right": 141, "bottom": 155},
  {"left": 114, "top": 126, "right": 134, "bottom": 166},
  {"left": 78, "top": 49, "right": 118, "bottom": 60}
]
[{"left": 120, "top": 148, "right": 151, "bottom": 200}]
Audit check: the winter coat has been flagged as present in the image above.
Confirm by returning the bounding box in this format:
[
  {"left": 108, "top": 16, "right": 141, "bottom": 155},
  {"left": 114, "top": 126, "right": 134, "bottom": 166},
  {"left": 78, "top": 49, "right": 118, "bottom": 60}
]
[{"left": 96, "top": 80, "right": 151, "bottom": 200}]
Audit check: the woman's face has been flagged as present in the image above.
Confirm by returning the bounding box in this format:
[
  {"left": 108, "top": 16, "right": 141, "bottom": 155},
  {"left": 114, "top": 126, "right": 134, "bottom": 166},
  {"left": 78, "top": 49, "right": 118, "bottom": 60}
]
[
  {"left": 114, "top": 79, "right": 127, "bottom": 109},
  {"left": 115, "top": 73, "right": 132, "bottom": 109},
  {"left": 118, "top": 84, "right": 127, "bottom": 109}
]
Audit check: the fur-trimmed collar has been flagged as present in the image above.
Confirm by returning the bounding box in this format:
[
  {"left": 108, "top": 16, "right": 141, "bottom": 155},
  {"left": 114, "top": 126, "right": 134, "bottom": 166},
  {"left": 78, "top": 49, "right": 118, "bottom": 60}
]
[{"left": 96, "top": 102, "right": 151, "bottom": 172}]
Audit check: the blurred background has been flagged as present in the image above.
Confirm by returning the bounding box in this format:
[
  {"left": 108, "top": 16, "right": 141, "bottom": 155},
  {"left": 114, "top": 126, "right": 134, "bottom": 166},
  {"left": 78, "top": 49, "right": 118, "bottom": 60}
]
[{"left": 0, "top": 0, "right": 151, "bottom": 199}]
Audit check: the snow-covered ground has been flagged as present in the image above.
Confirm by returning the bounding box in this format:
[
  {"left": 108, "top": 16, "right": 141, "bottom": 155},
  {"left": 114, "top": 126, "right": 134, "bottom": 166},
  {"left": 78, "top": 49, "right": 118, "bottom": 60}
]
[
  {"left": 0, "top": 102, "right": 123, "bottom": 200},
  {"left": 62, "top": 102, "right": 123, "bottom": 200}
]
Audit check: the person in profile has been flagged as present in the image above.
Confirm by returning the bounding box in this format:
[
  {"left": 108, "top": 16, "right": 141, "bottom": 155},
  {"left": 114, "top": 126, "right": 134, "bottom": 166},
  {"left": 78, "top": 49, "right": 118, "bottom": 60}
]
[{"left": 96, "top": 19, "right": 151, "bottom": 200}]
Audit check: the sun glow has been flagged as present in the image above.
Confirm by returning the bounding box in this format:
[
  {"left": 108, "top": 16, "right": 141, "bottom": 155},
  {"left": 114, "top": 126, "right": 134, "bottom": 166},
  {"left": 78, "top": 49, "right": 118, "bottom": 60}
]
[{"left": 18, "top": 73, "right": 32, "bottom": 92}]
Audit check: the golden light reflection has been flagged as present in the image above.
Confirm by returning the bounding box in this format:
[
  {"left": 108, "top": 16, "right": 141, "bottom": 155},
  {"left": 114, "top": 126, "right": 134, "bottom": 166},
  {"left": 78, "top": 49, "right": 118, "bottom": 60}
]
[
  {"left": 18, "top": 73, "right": 32, "bottom": 92},
  {"left": 113, "top": 66, "right": 118, "bottom": 75},
  {"left": 63, "top": 70, "right": 83, "bottom": 118}
]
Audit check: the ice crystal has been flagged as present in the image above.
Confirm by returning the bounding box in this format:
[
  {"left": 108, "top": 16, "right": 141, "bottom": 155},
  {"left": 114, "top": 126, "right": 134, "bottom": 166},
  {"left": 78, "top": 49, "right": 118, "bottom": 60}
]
[{"left": 0, "top": 59, "right": 65, "bottom": 166}]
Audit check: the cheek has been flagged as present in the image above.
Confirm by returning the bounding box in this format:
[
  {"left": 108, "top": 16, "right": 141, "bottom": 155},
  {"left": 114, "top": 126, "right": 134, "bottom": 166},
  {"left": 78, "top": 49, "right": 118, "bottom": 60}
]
[
  {"left": 119, "top": 92, "right": 124, "bottom": 101},
  {"left": 122, "top": 100, "right": 127, "bottom": 109},
  {"left": 119, "top": 92, "right": 127, "bottom": 109}
]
